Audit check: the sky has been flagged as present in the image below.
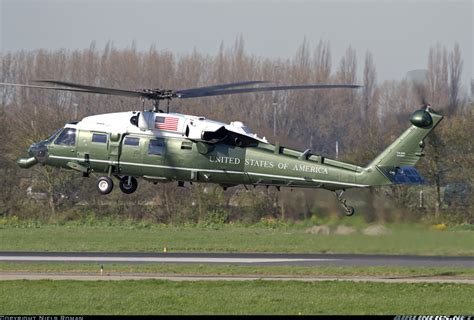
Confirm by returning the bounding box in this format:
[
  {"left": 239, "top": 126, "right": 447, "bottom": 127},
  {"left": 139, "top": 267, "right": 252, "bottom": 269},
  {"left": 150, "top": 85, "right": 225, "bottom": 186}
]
[{"left": 1, "top": 0, "right": 473, "bottom": 90}]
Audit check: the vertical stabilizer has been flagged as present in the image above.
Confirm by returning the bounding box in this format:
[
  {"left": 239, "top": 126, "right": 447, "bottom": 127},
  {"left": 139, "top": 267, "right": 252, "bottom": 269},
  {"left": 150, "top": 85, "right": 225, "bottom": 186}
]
[{"left": 357, "top": 108, "right": 443, "bottom": 186}]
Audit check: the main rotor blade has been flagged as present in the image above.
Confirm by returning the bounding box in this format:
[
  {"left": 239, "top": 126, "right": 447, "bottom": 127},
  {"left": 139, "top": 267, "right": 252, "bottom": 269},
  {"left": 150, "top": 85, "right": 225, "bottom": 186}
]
[
  {"left": 178, "top": 84, "right": 362, "bottom": 99},
  {"left": 177, "top": 81, "right": 271, "bottom": 94},
  {"left": 1, "top": 80, "right": 362, "bottom": 102},
  {"left": 0, "top": 82, "right": 122, "bottom": 95},
  {"left": 34, "top": 80, "right": 147, "bottom": 99}
]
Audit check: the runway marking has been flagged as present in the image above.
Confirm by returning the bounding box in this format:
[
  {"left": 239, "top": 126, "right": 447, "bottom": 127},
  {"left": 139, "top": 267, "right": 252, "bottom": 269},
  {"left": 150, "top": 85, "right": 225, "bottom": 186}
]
[
  {"left": 0, "top": 252, "right": 471, "bottom": 267},
  {"left": 0, "top": 256, "right": 338, "bottom": 264}
]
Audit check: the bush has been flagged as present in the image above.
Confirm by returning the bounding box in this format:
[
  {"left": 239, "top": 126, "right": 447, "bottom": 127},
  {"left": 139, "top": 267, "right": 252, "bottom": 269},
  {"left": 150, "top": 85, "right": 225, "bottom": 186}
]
[
  {"left": 255, "top": 216, "right": 288, "bottom": 229},
  {"left": 199, "top": 208, "right": 229, "bottom": 228}
]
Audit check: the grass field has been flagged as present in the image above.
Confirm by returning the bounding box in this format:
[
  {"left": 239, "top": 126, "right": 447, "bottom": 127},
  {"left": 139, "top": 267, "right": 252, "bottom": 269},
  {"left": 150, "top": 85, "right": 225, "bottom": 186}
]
[
  {"left": 0, "top": 222, "right": 473, "bottom": 255},
  {"left": 0, "top": 279, "right": 472, "bottom": 314},
  {"left": 1, "top": 222, "right": 472, "bottom": 315}
]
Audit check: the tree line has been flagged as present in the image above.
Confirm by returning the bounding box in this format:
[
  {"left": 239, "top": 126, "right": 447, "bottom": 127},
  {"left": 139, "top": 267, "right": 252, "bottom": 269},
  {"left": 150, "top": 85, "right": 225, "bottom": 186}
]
[{"left": 0, "top": 38, "right": 472, "bottom": 224}]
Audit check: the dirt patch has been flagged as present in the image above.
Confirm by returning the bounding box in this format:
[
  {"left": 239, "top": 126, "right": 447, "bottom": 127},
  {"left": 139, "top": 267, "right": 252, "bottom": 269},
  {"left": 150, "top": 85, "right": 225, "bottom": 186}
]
[
  {"left": 305, "top": 225, "right": 330, "bottom": 235},
  {"left": 362, "top": 225, "right": 390, "bottom": 236},
  {"left": 334, "top": 225, "right": 357, "bottom": 235}
]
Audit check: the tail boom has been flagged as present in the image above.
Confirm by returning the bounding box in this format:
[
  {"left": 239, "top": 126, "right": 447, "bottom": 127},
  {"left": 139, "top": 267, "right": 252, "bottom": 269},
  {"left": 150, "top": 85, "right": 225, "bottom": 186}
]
[{"left": 356, "top": 108, "right": 443, "bottom": 187}]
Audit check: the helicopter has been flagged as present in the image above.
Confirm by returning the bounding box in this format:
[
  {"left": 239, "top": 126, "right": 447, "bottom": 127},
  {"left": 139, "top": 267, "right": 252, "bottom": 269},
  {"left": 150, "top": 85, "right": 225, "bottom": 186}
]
[{"left": 1, "top": 80, "right": 443, "bottom": 216}]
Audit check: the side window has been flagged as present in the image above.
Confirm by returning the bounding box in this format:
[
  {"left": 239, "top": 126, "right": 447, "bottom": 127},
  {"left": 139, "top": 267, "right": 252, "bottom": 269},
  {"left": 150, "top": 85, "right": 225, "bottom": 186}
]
[
  {"left": 124, "top": 137, "right": 140, "bottom": 146},
  {"left": 148, "top": 139, "right": 165, "bottom": 155},
  {"left": 92, "top": 133, "right": 108, "bottom": 143},
  {"left": 54, "top": 128, "right": 76, "bottom": 146}
]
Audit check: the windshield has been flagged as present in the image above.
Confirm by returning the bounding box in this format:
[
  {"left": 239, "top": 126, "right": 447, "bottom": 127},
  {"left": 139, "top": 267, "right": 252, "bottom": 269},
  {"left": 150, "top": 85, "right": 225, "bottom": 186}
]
[
  {"left": 45, "top": 128, "right": 63, "bottom": 144},
  {"left": 241, "top": 126, "right": 252, "bottom": 134},
  {"left": 54, "top": 128, "right": 77, "bottom": 146}
]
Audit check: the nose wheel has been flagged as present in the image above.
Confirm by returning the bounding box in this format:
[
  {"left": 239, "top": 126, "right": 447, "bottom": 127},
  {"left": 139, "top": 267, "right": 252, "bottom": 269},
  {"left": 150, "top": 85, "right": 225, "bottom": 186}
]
[
  {"left": 97, "top": 176, "right": 114, "bottom": 195},
  {"left": 119, "top": 176, "right": 138, "bottom": 194},
  {"left": 334, "top": 190, "right": 355, "bottom": 216}
]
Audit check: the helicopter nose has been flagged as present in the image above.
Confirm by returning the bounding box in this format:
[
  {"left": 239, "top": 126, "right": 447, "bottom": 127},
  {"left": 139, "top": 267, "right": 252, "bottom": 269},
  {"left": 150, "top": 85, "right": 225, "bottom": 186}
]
[
  {"left": 26, "top": 142, "right": 49, "bottom": 163},
  {"left": 30, "top": 142, "right": 48, "bottom": 163},
  {"left": 18, "top": 143, "right": 42, "bottom": 168},
  {"left": 27, "top": 143, "right": 35, "bottom": 157},
  {"left": 18, "top": 142, "right": 49, "bottom": 169}
]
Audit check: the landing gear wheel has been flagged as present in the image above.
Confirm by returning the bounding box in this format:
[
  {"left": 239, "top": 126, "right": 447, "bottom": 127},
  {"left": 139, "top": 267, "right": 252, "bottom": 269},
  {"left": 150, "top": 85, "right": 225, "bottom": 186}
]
[
  {"left": 334, "top": 190, "right": 355, "bottom": 217},
  {"left": 345, "top": 206, "right": 355, "bottom": 216},
  {"left": 119, "top": 176, "right": 138, "bottom": 194},
  {"left": 97, "top": 176, "right": 113, "bottom": 195}
]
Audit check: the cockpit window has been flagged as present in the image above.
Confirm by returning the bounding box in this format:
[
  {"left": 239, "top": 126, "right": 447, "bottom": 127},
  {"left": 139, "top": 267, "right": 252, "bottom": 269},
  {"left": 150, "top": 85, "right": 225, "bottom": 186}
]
[
  {"left": 230, "top": 121, "right": 252, "bottom": 134},
  {"left": 54, "top": 128, "right": 77, "bottom": 146},
  {"left": 241, "top": 126, "right": 252, "bottom": 134},
  {"left": 45, "top": 128, "right": 63, "bottom": 144}
]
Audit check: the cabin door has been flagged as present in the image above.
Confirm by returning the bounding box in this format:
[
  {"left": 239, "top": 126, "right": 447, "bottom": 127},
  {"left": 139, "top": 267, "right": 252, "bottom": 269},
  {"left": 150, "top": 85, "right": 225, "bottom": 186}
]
[
  {"left": 118, "top": 135, "right": 144, "bottom": 176},
  {"left": 75, "top": 131, "right": 111, "bottom": 173}
]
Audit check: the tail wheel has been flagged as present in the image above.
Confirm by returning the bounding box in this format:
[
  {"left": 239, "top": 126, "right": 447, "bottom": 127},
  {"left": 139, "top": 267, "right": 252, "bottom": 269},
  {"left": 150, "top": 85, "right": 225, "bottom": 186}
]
[
  {"left": 119, "top": 176, "right": 138, "bottom": 194},
  {"left": 345, "top": 206, "right": 355, "bottom": 216},
  {"left": 97, "top": 176, "right": 114, "bottom": 195}
]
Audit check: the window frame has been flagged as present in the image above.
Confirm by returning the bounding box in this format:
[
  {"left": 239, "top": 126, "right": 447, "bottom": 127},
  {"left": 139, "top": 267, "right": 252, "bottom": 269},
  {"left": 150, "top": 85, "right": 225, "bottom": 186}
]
[{"left": 46, "top": 128, "right": 63, "bottom": 144}]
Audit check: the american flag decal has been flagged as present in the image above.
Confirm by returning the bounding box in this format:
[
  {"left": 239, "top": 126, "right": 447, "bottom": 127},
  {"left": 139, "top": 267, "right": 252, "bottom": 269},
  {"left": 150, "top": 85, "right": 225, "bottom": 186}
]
[{"left": 155, "top": 116, "right": 179, "bottom": 131}]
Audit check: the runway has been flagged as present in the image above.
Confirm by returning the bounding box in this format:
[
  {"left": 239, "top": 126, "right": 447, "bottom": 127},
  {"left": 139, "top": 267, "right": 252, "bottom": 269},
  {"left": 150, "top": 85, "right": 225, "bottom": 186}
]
[{"left": 0, "top": 251, "right": 473, "bottom": 267}]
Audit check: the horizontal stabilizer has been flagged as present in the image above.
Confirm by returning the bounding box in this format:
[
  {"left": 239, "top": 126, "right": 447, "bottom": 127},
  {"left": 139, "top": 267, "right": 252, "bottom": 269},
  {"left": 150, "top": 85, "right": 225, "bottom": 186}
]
[{"left": 379, "top": 166, "right": 425, "bottom": 184}]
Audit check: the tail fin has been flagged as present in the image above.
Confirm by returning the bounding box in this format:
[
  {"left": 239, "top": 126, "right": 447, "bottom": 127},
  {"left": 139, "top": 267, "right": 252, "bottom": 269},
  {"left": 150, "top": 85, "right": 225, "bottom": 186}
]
[{"left": 357, "top": 108, "right": 443, "bottom": 186}]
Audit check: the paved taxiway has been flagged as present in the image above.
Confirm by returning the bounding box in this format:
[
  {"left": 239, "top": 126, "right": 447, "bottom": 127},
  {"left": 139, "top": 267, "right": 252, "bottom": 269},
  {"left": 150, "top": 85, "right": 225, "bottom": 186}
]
[{"left": 0, "top": 252, "right": 472, "bottom": 267}]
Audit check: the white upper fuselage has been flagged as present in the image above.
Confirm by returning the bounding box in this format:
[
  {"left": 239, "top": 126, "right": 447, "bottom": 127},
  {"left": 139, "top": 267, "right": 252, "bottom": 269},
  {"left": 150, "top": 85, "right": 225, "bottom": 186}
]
[{"left": 69, "top": 111, "right": 267, "bottom": 143}]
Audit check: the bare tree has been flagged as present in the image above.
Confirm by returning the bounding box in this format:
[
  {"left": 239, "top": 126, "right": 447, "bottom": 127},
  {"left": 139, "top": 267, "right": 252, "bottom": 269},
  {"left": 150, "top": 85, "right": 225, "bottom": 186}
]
[
  {"left": 448, "top": 43, "right": 463, "bottom": 113},
  {"left": 337, "top": 46, "right": 357, "bottom": 85},
  {"left": 363, "top": 50, "right": 377, "bottom": 120},
  {"left": 313, "top": 40, "right": 331, "bottom": 82},
  {"left": 427, "top": 44, "right": 449, "bottom": 107}
]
